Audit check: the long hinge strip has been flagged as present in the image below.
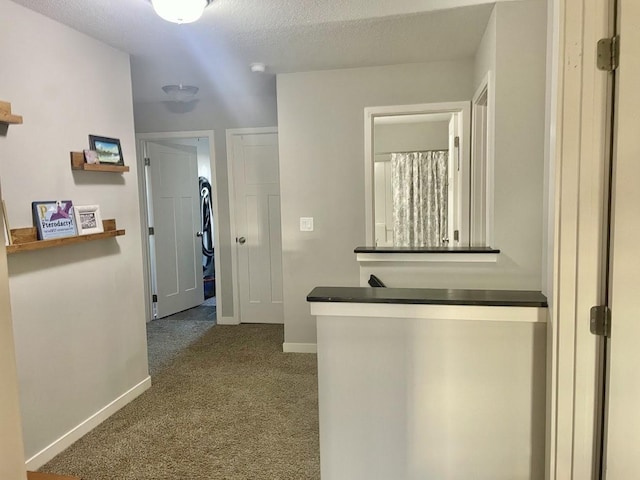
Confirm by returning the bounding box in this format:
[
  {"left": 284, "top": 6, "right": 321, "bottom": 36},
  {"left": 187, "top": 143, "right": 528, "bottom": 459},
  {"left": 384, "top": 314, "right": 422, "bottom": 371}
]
[{"left": 597, "top": 35, "right": 620, "bottom": 72}]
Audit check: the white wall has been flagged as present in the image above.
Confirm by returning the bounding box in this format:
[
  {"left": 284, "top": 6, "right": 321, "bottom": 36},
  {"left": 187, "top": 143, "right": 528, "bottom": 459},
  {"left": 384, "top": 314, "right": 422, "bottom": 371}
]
[
  {"left": 542, "top": 0, "right": 559, "bottom": 299},
  {"left": 134, "top": 94, "right": 277, "bottom": 319},
  {"left": 374, "top": 121, "right": 450, "bottom": 156},
  {"left": 0, "top": 189, "right": 26, "bottom": 479},
  {"left": 277, "top": 60, "right": 474, "bottom": 347},
  {"left": 492, "top": 0, "right": 547, "bottom": 287},
  {"left": 0, "top": 0, "right": 149, "bottom": 466},
  {"left": 474, "top": 6, "right": 497, "bottom": 91}
]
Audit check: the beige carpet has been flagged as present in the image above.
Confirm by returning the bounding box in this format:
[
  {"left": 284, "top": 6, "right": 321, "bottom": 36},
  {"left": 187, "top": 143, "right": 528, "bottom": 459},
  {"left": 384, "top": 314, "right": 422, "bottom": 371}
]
[{"left": 40, "top": 324, "right": 320, "bottom": 479}]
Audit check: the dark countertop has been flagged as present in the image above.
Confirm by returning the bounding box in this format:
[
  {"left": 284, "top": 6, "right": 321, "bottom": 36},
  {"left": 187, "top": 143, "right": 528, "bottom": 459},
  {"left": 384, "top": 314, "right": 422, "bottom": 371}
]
[
  {"left": 307, "top": 286, "right": 547, "bottom": 308},
  {"left": 355, "top": 246, "right": 500, "bottom": 254}
]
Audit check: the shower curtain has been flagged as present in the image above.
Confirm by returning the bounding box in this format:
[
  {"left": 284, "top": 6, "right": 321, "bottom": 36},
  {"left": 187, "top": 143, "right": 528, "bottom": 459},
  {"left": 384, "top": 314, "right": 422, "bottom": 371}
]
[{"left": 391, "top": 151, "right": 448, "bottom": 247}]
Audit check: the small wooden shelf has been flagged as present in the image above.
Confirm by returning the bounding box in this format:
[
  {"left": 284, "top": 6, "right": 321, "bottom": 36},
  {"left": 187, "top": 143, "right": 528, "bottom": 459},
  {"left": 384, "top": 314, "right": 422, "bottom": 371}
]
[
  {"left": 70, "top": 152, "right": 130, "bottom": 173},
  {"left": 0, "top": 100, "right": 23, "bottom": 125},
  {"left": 28, "top": 471, "right": 81, "bottom": 480},
  {"left": 7, "top": 219, "right": 124, "bottom": 254}
]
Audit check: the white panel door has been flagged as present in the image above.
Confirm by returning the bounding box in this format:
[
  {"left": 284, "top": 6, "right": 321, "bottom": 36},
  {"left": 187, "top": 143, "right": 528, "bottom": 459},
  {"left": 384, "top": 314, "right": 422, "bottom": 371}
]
[
  {"left": 148, "top": 141, "right": 203, "bottom": 318},
  {"left": 232, "top": 132, "right": 283, "bottom": 324},
  {"left": 603, "top": 1, "right": 640, "bottom": 477}
]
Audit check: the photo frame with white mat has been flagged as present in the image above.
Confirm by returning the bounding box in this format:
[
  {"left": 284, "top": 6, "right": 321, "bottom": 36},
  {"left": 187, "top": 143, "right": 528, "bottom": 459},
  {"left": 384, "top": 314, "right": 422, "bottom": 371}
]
[{"left": 73, "top": 204, "right": 103, "bottom": 235}]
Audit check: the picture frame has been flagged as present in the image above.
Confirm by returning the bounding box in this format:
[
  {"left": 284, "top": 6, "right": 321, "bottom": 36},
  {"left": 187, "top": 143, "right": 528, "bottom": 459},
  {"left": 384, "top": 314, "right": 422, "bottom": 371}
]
[
  {"left": 73, "top": 204, "right": 103, "bottom": 235},
  {"left": 88, "top": 135, "right": 124, "bottom": 165},
  {"left": 83, "top": 149, "right": 100, "bottom": 164},
  {"left": 32, "top": 200, "right": 77, "bottom": 240}
]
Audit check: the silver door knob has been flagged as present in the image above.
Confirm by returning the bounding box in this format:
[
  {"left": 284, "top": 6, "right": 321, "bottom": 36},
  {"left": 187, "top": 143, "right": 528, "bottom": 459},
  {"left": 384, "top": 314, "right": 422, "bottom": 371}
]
[
  {"left": 238, "top": 236, "right": 246, "bottom": 245},
  {"left": 196, "top": 231, "right": 203, "bottom": 237}
]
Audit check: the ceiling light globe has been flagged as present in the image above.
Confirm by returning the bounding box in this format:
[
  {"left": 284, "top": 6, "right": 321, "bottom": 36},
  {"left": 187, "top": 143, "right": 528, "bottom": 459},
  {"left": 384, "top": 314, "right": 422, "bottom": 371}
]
[{"left": 152, "top": 0, "right": 208, "bottom": 24}]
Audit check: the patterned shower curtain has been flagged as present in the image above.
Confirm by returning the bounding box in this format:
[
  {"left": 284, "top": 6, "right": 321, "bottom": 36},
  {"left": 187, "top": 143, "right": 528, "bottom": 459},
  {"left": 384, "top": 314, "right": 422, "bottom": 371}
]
[{"left": 391, "top": 151, "right": 448, "bottom": 247}]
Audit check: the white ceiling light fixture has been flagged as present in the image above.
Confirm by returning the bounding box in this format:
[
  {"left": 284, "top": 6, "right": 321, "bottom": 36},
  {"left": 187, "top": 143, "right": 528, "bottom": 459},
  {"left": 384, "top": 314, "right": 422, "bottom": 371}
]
[
  {"left": 151, "top": 0, "right": 213, "bottom": 24},
  {"left": 250, "top": 63, "right": 266, "bottom": 73},
  {"left": 162, "top": 84, "right": 199, "bottom": 102}
]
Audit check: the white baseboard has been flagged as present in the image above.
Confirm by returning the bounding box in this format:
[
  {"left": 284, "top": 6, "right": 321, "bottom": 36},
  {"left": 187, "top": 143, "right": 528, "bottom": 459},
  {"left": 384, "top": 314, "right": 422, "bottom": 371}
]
[
  {"left": 25, "top": 376, "right": 152, "bottom": 471},
  {"left": 217, "top": 316, "right": 239, "bottom": 325},
  {"left": 283, "top": 342, "right": 317, "bottom": 354}
]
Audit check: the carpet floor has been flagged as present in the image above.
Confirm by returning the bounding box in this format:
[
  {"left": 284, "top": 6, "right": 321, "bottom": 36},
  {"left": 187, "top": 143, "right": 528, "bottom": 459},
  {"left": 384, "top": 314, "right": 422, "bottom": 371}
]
[{"left": 40, "top": 323, "right": 320, "bottom": 479}]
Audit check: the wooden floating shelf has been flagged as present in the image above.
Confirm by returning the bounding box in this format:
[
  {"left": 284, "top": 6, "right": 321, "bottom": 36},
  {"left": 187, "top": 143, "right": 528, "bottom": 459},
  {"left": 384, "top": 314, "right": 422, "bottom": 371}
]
[
  {"left": 0, "top": 100, "right": 23, "bottom": 125},
  {"left": 70, "top": 151, "right": 130, "bottom": 173},
  {"left": 7, "top": 219, "right": 124, "bottom": 254},
  {"left": 28, "top": 471, "right": 81, "bottom": 480}
]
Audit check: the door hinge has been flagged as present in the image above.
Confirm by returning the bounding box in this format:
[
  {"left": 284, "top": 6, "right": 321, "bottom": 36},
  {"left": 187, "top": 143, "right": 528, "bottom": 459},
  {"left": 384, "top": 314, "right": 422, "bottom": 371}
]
[
  {"left": 453, "top": 230, "right": 459, "bottom": 242},
  {"left": 597, "top": 35, "right": 619, "bottom": 72},
  {"left": 144, "top": 157, "right": 151, "bottom": 166},
  {"left": 454, "top": 136, "right": 460, "bottom": 148},
  {"left": 590, "top": 305, "right": 611, "bottom": 337},
  {"left": 152, "top": 294, "right": 158, "bottom": 303},
  {"left": 148, "top": 227, "right": 154, "bottom": 235}
]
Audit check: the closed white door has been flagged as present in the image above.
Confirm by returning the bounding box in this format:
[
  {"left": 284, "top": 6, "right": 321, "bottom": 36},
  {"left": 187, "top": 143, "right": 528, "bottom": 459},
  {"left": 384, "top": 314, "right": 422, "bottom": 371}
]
[
  {"left": 148, "top": 141, "right": 203, "bottom": 318},
  {"left": 231, "top": 131, "right": 283, "bottom": 324},
  {"left": 602, "top": 1, "right": 640, "bottom": 476}
]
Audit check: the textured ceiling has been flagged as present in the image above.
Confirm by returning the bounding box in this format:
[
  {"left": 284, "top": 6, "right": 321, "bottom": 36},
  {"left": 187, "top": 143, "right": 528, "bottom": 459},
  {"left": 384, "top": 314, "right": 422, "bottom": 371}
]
[{"left": 9, "top": 0, "right": 510, "bottom": 103}]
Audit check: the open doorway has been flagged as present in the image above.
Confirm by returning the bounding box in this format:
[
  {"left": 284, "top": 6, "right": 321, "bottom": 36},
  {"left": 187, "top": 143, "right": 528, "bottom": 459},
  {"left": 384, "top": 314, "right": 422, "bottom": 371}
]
[{"left": 136, "top": 131, "right": 222, "bottom": 323}]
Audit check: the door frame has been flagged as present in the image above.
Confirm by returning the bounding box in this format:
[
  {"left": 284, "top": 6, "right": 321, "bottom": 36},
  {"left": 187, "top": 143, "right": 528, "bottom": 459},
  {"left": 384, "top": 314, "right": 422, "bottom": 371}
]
[
  {"left": 135, "top": 130, "right": 222, "bottom": 322},
  {"left": 470, "top": 71, "right": 494, "bottom": 247},
  {"left": 226, "top": 126, "right": 279, "bottom": 325},
  {"left": 549, "top": 0, "right": 611, "bottom": 477}
]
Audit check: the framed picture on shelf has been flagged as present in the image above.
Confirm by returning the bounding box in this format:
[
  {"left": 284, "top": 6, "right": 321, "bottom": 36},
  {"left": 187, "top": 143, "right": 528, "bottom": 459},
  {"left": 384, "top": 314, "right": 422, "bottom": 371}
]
[
  {"left": 74, "top": 204, "right": 103, "bottom": 235},
  {"left": 32, "top": 200, "right": 77, "bottom": 240},
  {"left": 88, "top": 135, "right": 124, "bottom": 165},
  {"left": 83, "top": 149, "right": 100, "bottom": 164}
]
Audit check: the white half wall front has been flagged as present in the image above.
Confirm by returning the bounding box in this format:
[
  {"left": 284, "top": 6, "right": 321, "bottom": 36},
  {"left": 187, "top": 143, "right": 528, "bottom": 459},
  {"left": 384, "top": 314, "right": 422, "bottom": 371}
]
[{"left": 0, "top": 0, "right": 149, "bottom": 467}]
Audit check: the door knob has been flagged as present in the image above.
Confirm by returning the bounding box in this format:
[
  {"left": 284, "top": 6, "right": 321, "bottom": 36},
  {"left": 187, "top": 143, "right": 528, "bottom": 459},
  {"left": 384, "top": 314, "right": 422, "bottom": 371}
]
[
  {"left": 196, "top": 231, "right": 204, "bottom": 237},
  {"left": 238, "top": 236, "right": 246, "bottom": 245}
]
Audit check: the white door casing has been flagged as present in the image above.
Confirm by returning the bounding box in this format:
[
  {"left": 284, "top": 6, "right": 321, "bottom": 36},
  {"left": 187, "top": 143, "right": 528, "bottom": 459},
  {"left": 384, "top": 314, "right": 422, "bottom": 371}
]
[
  {"left": 550, "top": 0, "right": 612, "bottom": 477},
  {"left": 136, "top": 131, "right": 222, "bottom": 323},
  {"left": 228, "top": 128, "right": 283, "bottom": 324},
  {"left": 602, "top": 0, "right": 640, "bottom": 475},
  {"left": 148, "top": 141, "right": 204, "bottom": 318},
  {"left": 471, "top": 72, "right": 492, "bottom": 247}
]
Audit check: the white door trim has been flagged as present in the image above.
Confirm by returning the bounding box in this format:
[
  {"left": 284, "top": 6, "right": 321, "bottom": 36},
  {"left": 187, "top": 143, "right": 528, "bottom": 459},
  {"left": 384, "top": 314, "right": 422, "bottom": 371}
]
[
  {"left": 549, "top": 0, "right": 610, "bottom": 477},
  {"left": 226, "top": 127, "right": 279, "bottom": 325},
  {"left": 135, "top": 130, "right": 222, "bottom": 323},
  {"left": 471, "top": 71, "right": 494, "bottom": 247}
]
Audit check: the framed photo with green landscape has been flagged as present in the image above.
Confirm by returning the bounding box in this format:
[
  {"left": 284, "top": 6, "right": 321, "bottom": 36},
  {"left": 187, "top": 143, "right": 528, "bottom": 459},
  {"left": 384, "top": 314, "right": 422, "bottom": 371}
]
[{"left": 88, "top": 135, "right": 124, "bottom": 165}]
